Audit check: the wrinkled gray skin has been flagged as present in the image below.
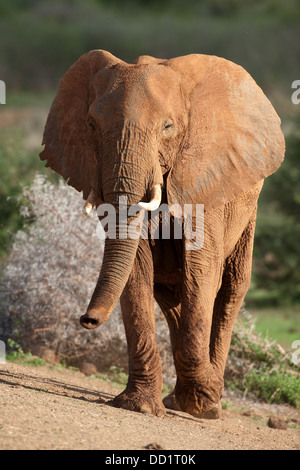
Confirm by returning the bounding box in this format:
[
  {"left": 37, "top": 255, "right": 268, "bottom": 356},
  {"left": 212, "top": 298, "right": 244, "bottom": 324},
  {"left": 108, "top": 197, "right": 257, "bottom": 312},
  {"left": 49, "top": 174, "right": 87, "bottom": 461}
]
[{"left": 40, "top": 50, "right": 285, "bottom": 418}]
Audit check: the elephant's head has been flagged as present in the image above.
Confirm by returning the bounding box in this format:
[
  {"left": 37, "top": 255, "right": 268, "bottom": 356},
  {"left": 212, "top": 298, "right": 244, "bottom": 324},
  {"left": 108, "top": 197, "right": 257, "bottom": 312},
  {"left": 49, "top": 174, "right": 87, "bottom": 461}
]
[{"left": 40, "top": 50, "right": 285, "bottom": 329}]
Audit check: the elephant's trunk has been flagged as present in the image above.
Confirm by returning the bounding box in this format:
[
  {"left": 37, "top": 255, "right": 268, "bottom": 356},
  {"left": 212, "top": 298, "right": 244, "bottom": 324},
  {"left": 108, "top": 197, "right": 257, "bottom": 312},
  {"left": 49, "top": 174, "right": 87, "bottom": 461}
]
[
  {"left": 80, "top": 125, "right": 163, "bottom": 330},
  {"left": 80, "top": 235, "right": 140, "bottom": 329}
]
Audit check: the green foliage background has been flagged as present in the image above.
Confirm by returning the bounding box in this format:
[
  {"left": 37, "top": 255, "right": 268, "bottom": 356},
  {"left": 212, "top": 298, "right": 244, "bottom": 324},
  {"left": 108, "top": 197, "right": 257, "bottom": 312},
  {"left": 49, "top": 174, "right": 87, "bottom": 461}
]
[
  {"left": 251, "top": 121, "right": 300, "bottom": 305},
  {"left": 0, "top": 0, "right": 300, "bottom": 92},
  {"left": 0, "top": 0, "right": 299, "bottom": 307}
]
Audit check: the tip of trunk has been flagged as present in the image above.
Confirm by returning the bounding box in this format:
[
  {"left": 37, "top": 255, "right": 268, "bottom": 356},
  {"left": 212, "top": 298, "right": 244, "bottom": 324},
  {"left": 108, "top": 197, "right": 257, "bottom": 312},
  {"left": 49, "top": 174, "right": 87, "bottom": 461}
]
[{"left": 80, "top": 307, "right": 110, "bottom": 330}]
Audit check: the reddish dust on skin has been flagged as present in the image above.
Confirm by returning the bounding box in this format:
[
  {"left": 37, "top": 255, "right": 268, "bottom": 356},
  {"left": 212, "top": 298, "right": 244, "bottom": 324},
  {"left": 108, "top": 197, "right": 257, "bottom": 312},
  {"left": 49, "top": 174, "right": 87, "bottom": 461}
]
[{"left": 39, "top": 50, "right": 285, "bottom": 419}]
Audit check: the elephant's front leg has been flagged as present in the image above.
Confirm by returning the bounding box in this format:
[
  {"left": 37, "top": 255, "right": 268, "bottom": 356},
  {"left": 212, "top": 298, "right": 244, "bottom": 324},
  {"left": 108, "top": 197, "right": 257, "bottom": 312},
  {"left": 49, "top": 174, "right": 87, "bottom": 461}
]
[{"left": 111, "top": 239, "right": 165, "bottom": 417}]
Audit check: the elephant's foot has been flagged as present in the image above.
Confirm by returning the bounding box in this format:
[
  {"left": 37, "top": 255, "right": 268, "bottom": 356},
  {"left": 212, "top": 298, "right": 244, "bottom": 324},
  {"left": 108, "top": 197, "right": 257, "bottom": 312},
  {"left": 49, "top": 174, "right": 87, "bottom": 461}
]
[
  {"left": 175, "top": 375, "right": 224, "bottom": 419},
  {"left": 176, "top": 391, "right": 222, "bottom": 419},
  {"left": 190, "top": 401, "right": 222, "bottom": 419},
  {"left": 110, "top": 386, "right": 166, "bottom": 418},
  {"left": 163, "top": 390, "right": 222, "bottom": 419},
  {"left": 162, "top": 392, "right": 181, "bottom": 411}
]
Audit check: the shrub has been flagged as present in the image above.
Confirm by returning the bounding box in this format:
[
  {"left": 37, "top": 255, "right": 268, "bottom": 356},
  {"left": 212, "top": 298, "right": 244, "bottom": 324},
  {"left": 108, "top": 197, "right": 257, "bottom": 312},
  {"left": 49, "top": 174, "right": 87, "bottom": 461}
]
[
  {"left": 227, "top": 308, "right": 300, "bottom": 407},
  {"left": 0, "top": 175, "right": 174, "bottom": 383}
]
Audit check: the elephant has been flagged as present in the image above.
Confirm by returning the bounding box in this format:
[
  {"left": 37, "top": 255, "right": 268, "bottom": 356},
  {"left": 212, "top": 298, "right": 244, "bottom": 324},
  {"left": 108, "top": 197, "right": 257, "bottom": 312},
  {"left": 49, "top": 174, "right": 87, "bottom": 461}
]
[{"left": 40, "top": 50, "right": 285, "bottom": 419}]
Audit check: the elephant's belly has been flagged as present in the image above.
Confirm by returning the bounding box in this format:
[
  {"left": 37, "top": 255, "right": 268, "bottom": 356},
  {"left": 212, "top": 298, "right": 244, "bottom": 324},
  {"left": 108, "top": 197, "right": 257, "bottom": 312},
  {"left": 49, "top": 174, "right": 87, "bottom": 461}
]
[
  {"left": 154, "top": 266, "right": 182, "bottom": 286},
  {"left": 152, "top": 239, "right": 183, "bottom": 287}
]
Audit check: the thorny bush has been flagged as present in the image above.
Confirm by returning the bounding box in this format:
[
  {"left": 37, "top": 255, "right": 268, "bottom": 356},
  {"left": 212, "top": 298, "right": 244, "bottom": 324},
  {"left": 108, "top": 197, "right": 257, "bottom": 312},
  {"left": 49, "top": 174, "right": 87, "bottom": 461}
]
[{"left": 0, "top": 175, "right": 175, "bottom": 383}]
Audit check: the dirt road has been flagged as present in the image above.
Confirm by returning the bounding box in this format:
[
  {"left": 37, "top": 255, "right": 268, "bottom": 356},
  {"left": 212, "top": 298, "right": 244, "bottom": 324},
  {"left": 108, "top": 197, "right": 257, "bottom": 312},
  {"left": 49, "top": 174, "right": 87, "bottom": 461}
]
[{"left": 0, "top": 361, "right": 299, "bottom": 451}]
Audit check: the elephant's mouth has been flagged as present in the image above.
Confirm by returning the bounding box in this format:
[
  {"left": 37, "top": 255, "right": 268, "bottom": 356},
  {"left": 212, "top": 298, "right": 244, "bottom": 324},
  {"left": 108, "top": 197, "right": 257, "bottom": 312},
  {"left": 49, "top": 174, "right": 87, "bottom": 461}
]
[{"left": 83, "top": 184, "right": 162, "bottom": 215}]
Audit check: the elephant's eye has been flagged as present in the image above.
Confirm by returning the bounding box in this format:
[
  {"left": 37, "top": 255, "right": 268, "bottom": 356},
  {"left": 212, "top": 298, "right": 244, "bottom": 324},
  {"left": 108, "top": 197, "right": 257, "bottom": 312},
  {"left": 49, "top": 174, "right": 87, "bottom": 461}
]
[{"left": 162, "top": 121, "right": 174, "bottom": 136}]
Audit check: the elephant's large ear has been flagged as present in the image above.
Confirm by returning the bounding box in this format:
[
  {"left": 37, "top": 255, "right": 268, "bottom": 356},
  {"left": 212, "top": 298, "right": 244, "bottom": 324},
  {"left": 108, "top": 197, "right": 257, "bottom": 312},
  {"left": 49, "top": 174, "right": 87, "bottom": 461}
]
[
  {"left": 40, "top": 50, "right": 120, "bottom": 201},
  {"left": 166, "top": 54, "right": 285, "bottom": 211}
]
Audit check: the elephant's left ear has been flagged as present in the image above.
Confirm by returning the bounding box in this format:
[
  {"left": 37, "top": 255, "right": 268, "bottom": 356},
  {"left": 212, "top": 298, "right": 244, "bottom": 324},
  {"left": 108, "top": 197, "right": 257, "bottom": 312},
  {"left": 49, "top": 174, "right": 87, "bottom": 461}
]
[{"left": 166, "top": 54, "right": 285, "bottom": 211}]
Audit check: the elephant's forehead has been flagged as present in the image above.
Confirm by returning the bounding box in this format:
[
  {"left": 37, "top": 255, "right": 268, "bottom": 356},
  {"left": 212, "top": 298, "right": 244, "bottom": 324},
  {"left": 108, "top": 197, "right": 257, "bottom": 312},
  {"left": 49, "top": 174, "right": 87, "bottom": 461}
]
[
  {"left": 98, "top": 63, "right": 181, "bottom": 103},
  {"left": 91, "top": 63, "right": 184, "bottom": 125},
  {"left": 128, "top": 64, "right": 180, "bottom": 89},
  {"left": 122, "top": 65, "right": 183, "bottom": 117}
]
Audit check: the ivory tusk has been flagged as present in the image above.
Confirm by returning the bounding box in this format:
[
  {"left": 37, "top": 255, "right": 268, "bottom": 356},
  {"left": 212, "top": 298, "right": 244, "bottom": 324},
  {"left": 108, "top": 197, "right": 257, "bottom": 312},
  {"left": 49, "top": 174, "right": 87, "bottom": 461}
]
[
  {"left": 83, "top": 188, "right": 97, "bottom": 215},
  {"left": 83, "top": 202, "right": 93, "bottom": 215},
  {"left": 137, "top": 184, "right": 162, "bottom": 212}
]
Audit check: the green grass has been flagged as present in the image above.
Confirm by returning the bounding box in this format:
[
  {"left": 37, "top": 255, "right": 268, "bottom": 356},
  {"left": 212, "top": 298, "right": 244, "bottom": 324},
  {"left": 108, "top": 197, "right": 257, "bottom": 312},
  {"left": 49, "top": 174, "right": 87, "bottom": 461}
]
[
  {"left": 244, "top": 369, "right": 300, "bottom": 408},
  {"left": 249, "top": 306, "right": 300, "bottom": 349},
  {"left": 6, "top": 91, "right": 55, "bottom": 107},
  {"left": 5, "top": 339, "right": 47, "bottom": 367},
  {"left": 227, "top": 309, "right": 300, "bottom": 408}
]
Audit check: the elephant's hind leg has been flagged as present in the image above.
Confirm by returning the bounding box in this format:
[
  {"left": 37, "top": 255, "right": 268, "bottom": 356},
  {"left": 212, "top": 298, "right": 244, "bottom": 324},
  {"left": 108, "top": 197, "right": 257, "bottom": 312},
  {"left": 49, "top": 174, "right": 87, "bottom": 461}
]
[
  {"left": 210, "top": 211, "right": 257, "bottom": 377},
  {"left": 173, "top": 212, "right": 257, "bottom": 419},
  {"left": 111, "top": 240, "right": 165, "bottom": 418}
]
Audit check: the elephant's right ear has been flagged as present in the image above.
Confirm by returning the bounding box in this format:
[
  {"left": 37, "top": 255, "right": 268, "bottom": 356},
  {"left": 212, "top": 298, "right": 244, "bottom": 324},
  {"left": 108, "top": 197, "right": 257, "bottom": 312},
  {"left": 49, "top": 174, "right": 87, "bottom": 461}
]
[{"left": 40, "top": 50, "right": 120, "bottom": 201}]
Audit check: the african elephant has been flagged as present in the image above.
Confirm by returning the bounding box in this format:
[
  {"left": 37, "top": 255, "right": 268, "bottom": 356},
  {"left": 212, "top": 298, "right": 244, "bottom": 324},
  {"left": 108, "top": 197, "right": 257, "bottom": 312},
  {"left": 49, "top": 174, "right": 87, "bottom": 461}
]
[{"left": 40, "top": 50, "right": 284, "bottom": 419}]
